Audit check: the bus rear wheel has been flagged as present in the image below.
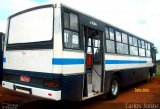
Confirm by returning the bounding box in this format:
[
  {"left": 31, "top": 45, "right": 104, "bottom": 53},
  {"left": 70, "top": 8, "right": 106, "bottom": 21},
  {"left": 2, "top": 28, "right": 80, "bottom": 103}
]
[
  {"left": 146, "top": 72, "right": 151, "bottom": 82},
  {"left": 107, "top": 75, "right": 119, "bottom": 99}
]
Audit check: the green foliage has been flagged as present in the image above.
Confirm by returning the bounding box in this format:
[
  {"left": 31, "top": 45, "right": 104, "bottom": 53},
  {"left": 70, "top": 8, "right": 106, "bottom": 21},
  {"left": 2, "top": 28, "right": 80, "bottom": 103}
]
[
  {"left": 156, "top": 71, "right": 160, "bottom": 77},
  {"left": 156, "top": 63, "right": 160, "bottom": 77}
]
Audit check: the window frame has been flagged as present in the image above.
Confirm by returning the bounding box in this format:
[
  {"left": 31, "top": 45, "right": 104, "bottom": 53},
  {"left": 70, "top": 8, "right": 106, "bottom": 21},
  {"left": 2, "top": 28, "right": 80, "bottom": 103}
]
[
  {"left": 129, "top": 36, "right": 133, "bottom": 45},
  {"left": 128, "top": 35, "right": 139, "bottom": 56},
  {"left": 6, "top": 4, "right": 54, "bottom": 50},
  {"left": 115, "top": 31, "right": 122, "bottom": 42},
  {"left": 122, "top": 33, "right": 128, "bottom": 44},
  {"left": 63, "top": 10, "right": 81, "bottom": 50},
  {"left": 103, "top": 26, "right": 152, "bottom": 57},
  {"left": 116, "top": 42, "right": 129, "bottom": 55},
  {"left": 115, "top": 30, "right": 129, "bottom": 55},
  {"left": 145, "top": 42, "right": 151, "bottom": 57},
  {"left": 133, "top": 37, "right": 138, "bottom": 46},
  {"left": 109, "top": 28, "right": 115, "bottom": 40},
  {"left": 105, "top": 27, "right": 116, "bottom": 53},
  {"left": 129, "top": 45, "right": 138, "bottom": 56},
  {"left": 106, "top": 39, "right": 115, "bottom": 53},
  {"left": 138, "top": 39, "right": 147, "bottom": 57}
]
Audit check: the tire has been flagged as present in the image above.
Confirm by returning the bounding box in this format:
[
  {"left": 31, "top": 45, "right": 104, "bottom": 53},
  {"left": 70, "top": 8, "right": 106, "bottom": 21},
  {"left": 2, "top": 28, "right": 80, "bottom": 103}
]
[
  {"left": 146, "top": 72, "right": 151, "bottom": 83},
  {"left": 107, "top": 75, "right": 119, "bottom": 99}
]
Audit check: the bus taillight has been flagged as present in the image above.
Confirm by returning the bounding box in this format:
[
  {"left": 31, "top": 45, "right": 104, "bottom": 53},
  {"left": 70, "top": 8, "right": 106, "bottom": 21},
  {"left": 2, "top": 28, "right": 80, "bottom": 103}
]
[
  {"left": 86, "top": 54, "right": 92, "bottom": 67},
  {"left": 43, "top": 80, "right": 60, "bottom": 88}
]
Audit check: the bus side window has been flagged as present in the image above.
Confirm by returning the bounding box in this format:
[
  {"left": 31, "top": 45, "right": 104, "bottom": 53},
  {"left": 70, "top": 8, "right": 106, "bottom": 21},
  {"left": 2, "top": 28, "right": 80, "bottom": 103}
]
[
  {"left": 64, "top": 30, "right": 79, "bottom": 49},
  {"left": 106, "top": 27, "right": 115, "bottom": 53},
  {"left": 63, "top": 11, "right": 80, "bottom": 49}
]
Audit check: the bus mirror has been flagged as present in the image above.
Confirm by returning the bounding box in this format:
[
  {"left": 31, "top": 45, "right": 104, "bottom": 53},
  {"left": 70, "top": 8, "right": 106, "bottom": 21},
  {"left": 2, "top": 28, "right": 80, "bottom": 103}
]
[{"left": 152, "top": 47, "right": 158, "bottom": 54}]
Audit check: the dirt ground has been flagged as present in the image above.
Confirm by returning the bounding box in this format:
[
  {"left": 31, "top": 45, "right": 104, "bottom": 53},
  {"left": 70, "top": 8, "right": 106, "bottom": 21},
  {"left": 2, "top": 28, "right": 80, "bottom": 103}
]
[{"left": 0, "top": 77, "right": 160, "bottom": 109}]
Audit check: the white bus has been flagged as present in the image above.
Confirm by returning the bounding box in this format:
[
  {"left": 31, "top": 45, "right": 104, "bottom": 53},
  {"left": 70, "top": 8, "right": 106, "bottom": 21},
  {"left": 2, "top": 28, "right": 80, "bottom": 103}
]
[{"left": 2, "top": 2, "right": 157, "bottom": 101}]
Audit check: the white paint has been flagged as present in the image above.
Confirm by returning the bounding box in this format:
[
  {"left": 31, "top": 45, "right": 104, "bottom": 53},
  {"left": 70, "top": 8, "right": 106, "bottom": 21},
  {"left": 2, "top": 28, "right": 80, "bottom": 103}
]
[
  {"left": 4, "top": 50, "right": 53, "bottom": 73},
  {"left": 105, "top": 53, "right": 153, "bottom": 71},
  {"left": 52, "top": 3, "right": 63, "bottom": 74},
  {"left": 2, "top": 81, "right": 61, "bottom": 100},
  {"left": 63, "top": 65, "right": 84, "bottom": 74},
  {"left": 63, "top": 50, "right": 84, "bottom": 58},
  {"left": 62, "top": 51, "right": 84, "bottom": 74},
  {"left": 2, "top": 81, "right": 13, "bottom": 90}
]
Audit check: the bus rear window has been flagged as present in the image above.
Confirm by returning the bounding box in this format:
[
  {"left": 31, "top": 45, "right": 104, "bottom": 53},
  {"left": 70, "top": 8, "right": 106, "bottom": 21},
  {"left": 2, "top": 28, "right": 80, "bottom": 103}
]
[{"left": 8, "top": 7, "right": 53, "bottom": 44}]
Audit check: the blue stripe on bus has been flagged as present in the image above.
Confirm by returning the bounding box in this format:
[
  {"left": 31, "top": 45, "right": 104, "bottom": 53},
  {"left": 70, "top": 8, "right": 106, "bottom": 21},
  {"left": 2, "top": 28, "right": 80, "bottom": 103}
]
[
  {"left": 3, "top": 58, "right": 146, "bottom": 65},
  {"left": 52, "top": 58, "right": 84, "bottom": 65},
  {"left": 3, "top": 58, "right": 6, "bottom": 63},
  {"left": 105, "top": 60, "right": 147, "bottom": 64}
]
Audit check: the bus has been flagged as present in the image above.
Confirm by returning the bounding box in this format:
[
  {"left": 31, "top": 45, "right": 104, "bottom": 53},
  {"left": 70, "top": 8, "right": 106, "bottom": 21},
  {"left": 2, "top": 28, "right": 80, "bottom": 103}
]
[
  {"left": 2, "top": 2, "right": 157, "bottom": 101},
  {"left": 0, "top": 32, "right": 5, "bottom": 83}
]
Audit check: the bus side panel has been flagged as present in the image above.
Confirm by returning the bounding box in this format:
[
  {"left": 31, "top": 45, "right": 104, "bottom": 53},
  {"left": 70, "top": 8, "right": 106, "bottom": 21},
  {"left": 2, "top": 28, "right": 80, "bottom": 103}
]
[
  {"left": 119, "top": 70, "right": 130, "bottom": 87},
  {"left": 4, "top": 50, "right": 53, "bottom": 73},
  {"left": 62, "top": 51, "right": 84, "bottom": 75},
  {"left": 61, "top": 51, "right": 84, "bottom": 101},
  {"left": 104, "top": 66, "right": 150, "bottom": 93},
  {"left": 103, "top": 71, "right": 113, "bottom": 93},
  {"left": 120, "top": 67, "right": 149, "bottom": 88},
  {"left": 105, "top": 54, "right": 153, "bottom": 71},
  {"left": 104, "top": 53, "right": 153, "bottom": 93},
  {"left": 61, "top": 74, "right": 83, "bottom": 101}
]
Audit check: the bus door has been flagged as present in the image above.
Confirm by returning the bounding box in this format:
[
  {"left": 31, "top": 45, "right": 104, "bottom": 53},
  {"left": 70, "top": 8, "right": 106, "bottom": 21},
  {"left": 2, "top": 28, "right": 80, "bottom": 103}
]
[{"left": 83, "top": 26, "right": 104, "bottom": 97}]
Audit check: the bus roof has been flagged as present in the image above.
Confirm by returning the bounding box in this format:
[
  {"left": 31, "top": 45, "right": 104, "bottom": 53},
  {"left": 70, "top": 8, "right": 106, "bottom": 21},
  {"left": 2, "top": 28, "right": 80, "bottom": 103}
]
[
  {"left": 7, "top": 2, "right": 153, "bottom": 45},
  {"left": 0, "top": 32, "right": 4, "bottom": 36},
  {"left": 61, "top": 3, "right": 153, "bottom": 45}
]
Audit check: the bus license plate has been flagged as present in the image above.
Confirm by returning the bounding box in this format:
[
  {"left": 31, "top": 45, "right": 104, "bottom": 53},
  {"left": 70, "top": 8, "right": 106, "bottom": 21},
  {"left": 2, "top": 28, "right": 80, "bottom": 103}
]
[
  {"left": 20, "top": 76, "right": 30, "bottom": 82},
  {"left": 14, "top": 85, "right": 32, "bottom": 94}
]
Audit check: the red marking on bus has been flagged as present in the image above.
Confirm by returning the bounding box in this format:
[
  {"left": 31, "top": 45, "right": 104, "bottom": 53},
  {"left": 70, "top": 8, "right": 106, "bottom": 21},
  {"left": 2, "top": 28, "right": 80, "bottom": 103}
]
[
  {"left": 48, "top": 93, "right": 52, "bottom": 96},
  {"left": 20, "top": 76, "right": 30, "bottom": 82}
]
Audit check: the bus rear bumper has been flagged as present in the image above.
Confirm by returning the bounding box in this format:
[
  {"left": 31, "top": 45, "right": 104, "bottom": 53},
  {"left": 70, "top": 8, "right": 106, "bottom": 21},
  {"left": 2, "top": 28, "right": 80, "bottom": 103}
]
[{"left": 2, "top": 81, "right": 61, "bottom": 101}]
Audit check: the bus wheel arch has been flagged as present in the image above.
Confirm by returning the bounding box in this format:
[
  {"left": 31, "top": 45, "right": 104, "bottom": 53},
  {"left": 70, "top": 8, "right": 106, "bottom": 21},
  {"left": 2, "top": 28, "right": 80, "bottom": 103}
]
[{"left": 107, "top": 71, "right": 121, "bottom": 99}]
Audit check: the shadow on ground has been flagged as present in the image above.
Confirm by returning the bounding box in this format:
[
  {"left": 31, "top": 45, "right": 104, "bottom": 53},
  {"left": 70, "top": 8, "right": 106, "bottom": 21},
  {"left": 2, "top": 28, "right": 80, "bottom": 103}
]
[{"left": 17, "top": 80, "right": 149, "bottom": 109}]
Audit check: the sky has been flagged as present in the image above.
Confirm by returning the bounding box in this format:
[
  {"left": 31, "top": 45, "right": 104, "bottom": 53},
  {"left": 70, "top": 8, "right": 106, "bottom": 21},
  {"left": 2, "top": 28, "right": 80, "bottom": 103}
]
[{"left": 0, "top": 0, "right": 160, "bottom": 60}]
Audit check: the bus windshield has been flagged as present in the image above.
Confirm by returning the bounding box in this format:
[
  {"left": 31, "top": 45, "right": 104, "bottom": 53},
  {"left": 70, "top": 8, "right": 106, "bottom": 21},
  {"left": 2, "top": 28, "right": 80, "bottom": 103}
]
[{"left": 8, "top": 7, "right": 53, "bottom": 44}]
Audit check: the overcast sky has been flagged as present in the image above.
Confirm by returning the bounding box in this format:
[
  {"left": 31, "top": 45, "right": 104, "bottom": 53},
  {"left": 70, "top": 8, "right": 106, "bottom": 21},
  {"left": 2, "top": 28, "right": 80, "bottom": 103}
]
[{"left": 0, "top": 0, "right": 160, "bottom": 60}]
